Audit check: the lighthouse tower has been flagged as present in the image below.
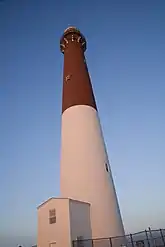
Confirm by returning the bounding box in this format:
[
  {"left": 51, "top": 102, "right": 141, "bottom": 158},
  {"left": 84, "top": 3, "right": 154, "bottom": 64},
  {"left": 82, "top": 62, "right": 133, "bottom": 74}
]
[
  {"left": 37, "top": 27, "right": 125, "bottom": 247},
  {"left": 60, "top": 27, "right": 125, "bottom": 239}
]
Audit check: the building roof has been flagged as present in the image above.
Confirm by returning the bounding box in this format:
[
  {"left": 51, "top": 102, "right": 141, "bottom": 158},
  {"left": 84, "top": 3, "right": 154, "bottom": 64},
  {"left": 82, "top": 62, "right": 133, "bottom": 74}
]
[{"left": 37, "top": 197, "right": 90, "bottom": 209}]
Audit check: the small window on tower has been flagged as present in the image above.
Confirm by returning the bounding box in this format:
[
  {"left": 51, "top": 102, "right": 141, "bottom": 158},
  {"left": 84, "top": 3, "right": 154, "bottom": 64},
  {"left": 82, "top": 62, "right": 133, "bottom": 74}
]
[
  {"left": 105, "top": 163, "right": 109, "bottom": 172},
  {"left": 65, "top": 75, "right": 71, "bottom": 82},
  {"left": 49, "top": 209, "right": 56, "bottom": 224}
]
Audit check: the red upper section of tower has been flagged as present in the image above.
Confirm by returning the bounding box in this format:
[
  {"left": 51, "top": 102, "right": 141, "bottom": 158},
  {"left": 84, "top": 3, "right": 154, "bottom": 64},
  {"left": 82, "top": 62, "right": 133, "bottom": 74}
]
[{"left": 60, "top": 27, "right": 97, "bottom": 113}]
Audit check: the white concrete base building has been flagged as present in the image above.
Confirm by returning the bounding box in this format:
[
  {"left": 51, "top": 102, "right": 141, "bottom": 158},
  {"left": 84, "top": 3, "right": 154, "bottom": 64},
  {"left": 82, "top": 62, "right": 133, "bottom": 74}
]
[{"left": 38, "top": 198, "right": 92, "bottom": 247}]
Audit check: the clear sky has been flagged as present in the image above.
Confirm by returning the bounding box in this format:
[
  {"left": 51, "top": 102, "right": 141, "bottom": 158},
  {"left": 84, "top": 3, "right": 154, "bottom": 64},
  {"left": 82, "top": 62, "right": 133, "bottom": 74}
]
[{"left": 0, "top": 0, "right": 165, "bottom": 246}]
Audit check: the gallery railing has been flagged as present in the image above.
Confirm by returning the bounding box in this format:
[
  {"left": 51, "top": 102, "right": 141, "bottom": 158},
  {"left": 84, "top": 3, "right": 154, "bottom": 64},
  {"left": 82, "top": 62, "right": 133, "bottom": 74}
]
[{"left": 72, "top": 229, "right": 165, "bottom": 247}]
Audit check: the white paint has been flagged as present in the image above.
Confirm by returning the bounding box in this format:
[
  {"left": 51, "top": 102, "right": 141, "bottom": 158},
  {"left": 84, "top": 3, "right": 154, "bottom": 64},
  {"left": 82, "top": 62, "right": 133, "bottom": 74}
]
[
  {"left": 77, "top": 36, "right": 81, "bottom": 42},
  {"left": 38, "top": 198, "right": 70, "bottom": 247},
  {"left": 37, "top": 198, "right": 92, "bottom": 247},
  {"left": 60, "top": 105, "right": 125, "bottom": 239},
  {"left": 64, "top": 37, "right": 69, "bottom": 44},
  {"left": 69, "top": 199, "right": 92, "bottom": 241}
]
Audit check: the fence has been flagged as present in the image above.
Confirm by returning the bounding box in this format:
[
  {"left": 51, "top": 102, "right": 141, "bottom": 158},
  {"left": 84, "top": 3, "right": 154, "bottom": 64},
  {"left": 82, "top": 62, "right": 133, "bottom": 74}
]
[{"left": 73, "top": 229, "right": 165, "bottom": 247}]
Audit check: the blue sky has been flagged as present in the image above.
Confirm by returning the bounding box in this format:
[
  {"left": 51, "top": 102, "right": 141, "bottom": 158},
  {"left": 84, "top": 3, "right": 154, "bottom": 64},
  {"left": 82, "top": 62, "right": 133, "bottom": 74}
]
[{"left": 0, "top": 0, "right": 165, "bottom": 246}]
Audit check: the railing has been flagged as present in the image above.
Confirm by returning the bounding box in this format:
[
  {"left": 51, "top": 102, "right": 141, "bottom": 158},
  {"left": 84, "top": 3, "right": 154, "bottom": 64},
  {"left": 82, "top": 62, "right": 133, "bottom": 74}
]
[{"left": 73, "top": 229, "right": 165, "bottom": 247}]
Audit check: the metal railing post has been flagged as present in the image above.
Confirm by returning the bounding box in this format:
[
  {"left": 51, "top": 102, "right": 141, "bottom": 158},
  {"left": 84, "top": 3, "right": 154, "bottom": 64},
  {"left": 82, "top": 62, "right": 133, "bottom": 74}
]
[
  {"left": 130, "top": 234, "right": 135, "bottom": 247},
  {"left": 109, "top": 237, "right": 112, "bottom": 247},
  {"left": 72, "top": 240, "right": 75, "bottom": 247},
  {"left": 145, "top": 230, "right": 150, "bottom": 247},
  {"left": 160, "top": 229, "right": 165, "bottom": 246}
]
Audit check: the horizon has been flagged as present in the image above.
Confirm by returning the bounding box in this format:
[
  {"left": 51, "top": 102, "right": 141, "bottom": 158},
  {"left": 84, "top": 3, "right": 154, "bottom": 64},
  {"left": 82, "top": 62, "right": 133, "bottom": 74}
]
[{"left": 1, "top": 1, "right": 165, "bottom": 247}]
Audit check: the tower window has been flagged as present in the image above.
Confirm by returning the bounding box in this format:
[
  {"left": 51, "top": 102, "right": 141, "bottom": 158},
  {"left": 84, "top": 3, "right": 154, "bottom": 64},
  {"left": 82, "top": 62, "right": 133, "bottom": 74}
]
[
  {"left": 105, "top": 163, "right": 109, "bottom": 172},
  {"left": 49, "top": 209, "right": 56, "bottom": 224},
  {"left": 65, "top": 75, "right": 71, "bottom": 82}
]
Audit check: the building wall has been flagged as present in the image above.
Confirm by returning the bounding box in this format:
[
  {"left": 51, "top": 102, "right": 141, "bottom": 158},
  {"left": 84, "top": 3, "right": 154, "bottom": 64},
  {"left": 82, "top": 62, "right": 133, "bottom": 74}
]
[
  {"left": 60, "top": 105, "right": 125, "bottom": 239},
  {"left": 37, "top": 198, "right": 92, "bottom": 247},
  {"left": 37, "top": 198, "right": 71, "bottom": 247},
  {"left": 69, "top": 199, "right": 92, "bottom": 241}
]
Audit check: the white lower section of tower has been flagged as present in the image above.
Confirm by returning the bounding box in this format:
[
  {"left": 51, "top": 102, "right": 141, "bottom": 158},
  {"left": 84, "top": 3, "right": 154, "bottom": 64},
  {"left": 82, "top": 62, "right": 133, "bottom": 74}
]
[{"left": 60, "top": 105, "right": 125, "bottom": 239}]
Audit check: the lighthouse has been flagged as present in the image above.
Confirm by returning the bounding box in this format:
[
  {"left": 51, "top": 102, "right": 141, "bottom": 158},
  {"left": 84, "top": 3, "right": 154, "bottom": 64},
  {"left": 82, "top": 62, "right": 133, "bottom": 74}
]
[
  {"left": 60, "top": 27, "right": 124, "bottom": 238},
  {"left": 37, "top": 27, "right": 125, "bottom": 247}
]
